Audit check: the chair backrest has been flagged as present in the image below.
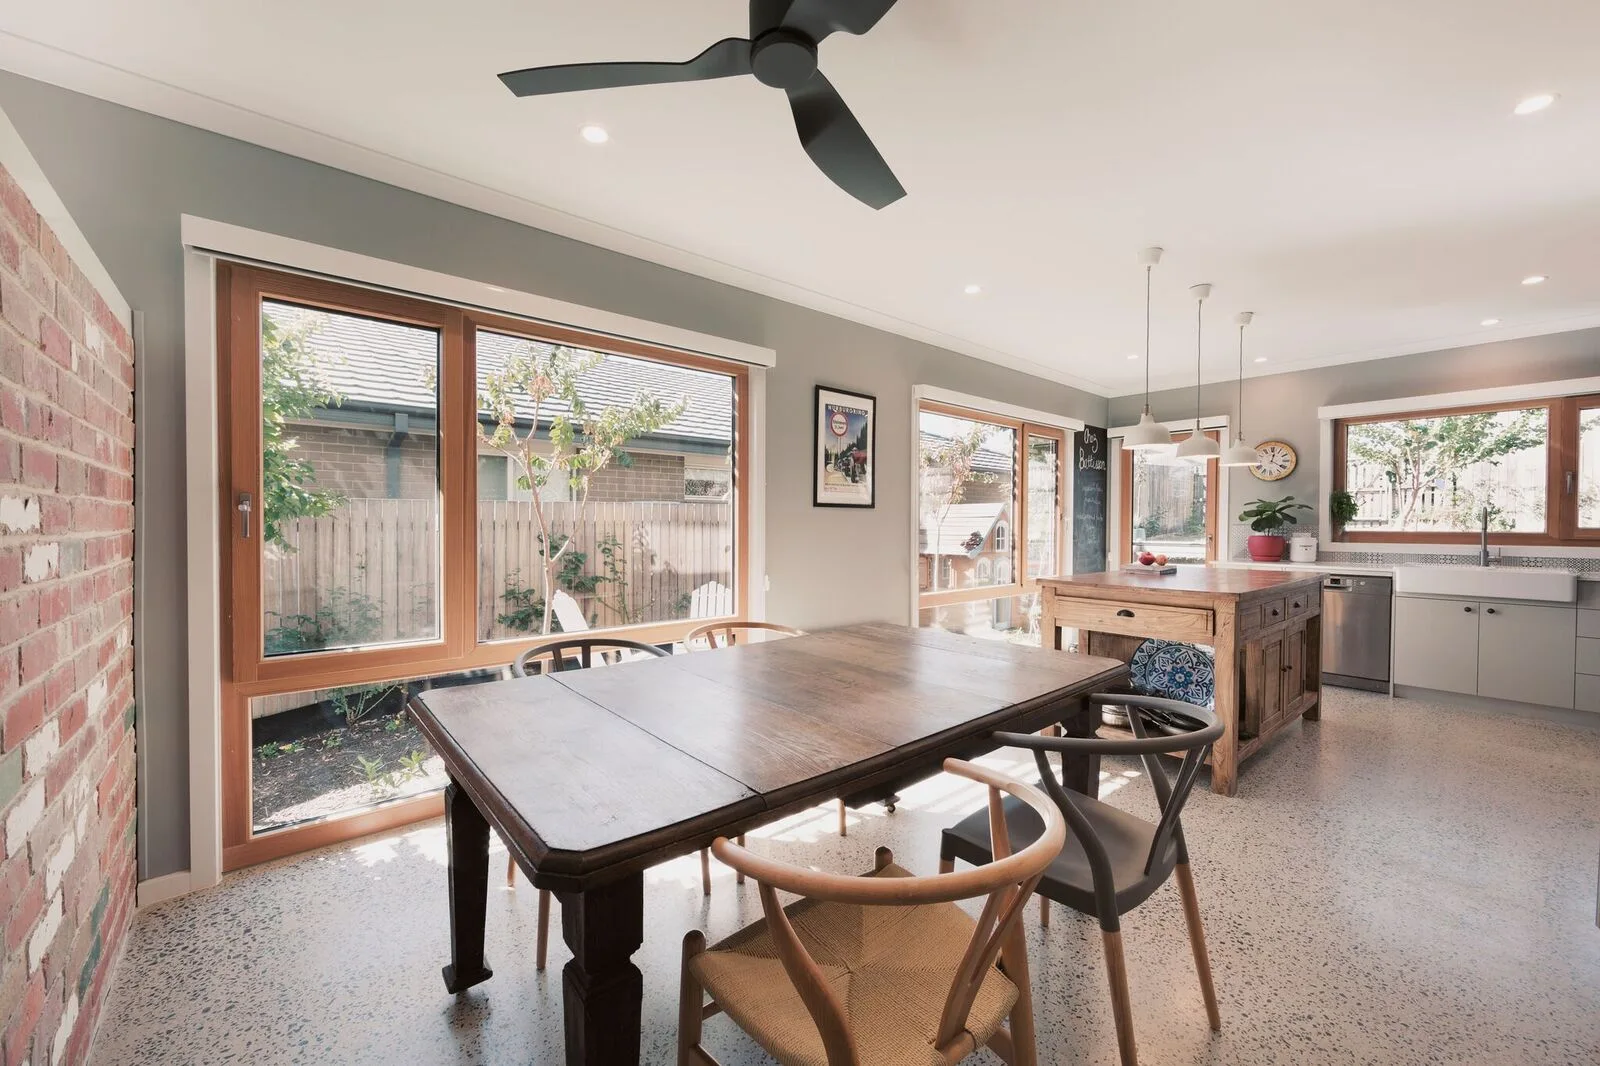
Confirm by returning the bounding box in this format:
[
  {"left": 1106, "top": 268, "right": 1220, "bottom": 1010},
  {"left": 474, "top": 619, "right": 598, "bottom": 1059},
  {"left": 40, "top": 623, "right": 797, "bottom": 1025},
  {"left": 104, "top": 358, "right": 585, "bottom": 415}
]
[
  {"left": 509, "top": 637, "right": 668, "bottom": 677},
  {"left": 549, "top": 590, "right": 591, "bottom": 634},
  {"left": 684, "top": 620, "right": 804, "bottom": 649},
  {"left": 688, "top": 580, "right": 734, "bottom": 619},
  {"left": 992, "top": 693, "right": 1222, "bottom": 896},
  {"left": 711, "top": 758, "right": 1063, "bottom": 1064}
]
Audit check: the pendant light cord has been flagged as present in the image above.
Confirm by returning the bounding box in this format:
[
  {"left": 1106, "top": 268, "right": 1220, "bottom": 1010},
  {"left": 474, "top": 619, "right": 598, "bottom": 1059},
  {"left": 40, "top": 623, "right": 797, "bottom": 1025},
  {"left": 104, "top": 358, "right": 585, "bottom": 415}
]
[
  {"left": 1142, "top": 264, "right": 1152, "bottom": 413},
  {"left": 1194, "top": 295, "right": 1203, "bottom": 430},
  {"left": 1236, "top": 321, "right": 1246, "bottom": 442}
]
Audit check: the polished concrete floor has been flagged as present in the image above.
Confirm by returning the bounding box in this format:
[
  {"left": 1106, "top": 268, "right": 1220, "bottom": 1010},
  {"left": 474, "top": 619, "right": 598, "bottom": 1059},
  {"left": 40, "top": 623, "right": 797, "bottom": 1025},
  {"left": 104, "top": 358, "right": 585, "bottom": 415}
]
[{"left": 92, "top": 688, "right": 1600, "bottom": 1065}]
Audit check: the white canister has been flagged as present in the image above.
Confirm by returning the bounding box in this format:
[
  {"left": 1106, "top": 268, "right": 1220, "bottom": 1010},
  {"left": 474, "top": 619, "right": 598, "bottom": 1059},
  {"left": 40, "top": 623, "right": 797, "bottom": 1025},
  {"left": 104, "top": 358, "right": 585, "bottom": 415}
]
[{"left": 1288, "top": 530, "right": 1318, "bottom": 563}]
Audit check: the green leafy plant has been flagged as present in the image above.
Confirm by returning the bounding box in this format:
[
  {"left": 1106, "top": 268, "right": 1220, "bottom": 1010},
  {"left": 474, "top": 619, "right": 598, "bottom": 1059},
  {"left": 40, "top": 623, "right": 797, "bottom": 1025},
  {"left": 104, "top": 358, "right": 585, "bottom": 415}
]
[
  {"left": 1238, "top": 496, "right": 1313, "bottom": 534},
  {"left": 1344, "top": 410, "right": 1543, "bottom": 528},
  {"left": 400, "top": 750, "right": 428, "bottom": 777},
  {"left": 259, "top": 311, "right": 346, "bottom": 547},
  {"left": 384, "top": 715, "right": 403, "bottom": 734},
  {"left": 264, "top": 581, "right": 384, "bottom": 655},
  {"left": 327, "top": 682, "right": 397, "bottom": 727},
  {"left": 480, "top": 342, "right": 689, "bottom": 635},
  {"left": 255, "top": 741, "right": 282, "bottom": 760},
  {"left": 351, "top": 755, "right": 387, "bottom": 786},
  {"left": 1328, "top": 490, "right": 1359, "bottom": 529},
  {"left": 320, "top": 732, "right": 343, "bottom": 750}
]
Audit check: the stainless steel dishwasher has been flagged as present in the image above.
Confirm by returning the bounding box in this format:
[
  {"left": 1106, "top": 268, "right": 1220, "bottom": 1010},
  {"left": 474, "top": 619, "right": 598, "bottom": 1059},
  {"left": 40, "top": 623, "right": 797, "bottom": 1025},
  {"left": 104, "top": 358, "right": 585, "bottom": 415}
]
[{"left": 1321, "top": 574, "right": 1392, "bottom": 691}]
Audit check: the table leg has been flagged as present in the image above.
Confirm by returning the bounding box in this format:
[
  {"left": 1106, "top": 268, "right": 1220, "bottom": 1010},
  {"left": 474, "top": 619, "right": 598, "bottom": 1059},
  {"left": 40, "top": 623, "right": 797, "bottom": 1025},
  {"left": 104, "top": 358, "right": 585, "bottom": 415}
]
[
  {"left": 557, "top": 872, "right": 645, "bottom": 1066},
  {"left": 1058, "top": 697, "right": 1102, "bottom": 798},
  {"left": 1210, "top": 609, "right": 1240, "bottom": 797},
  {"left": 442, "top": 780, "right": 494, "bottom": 993},
  {"left": 1041, "top": 592, "right": 1062, "bottom": 652}
]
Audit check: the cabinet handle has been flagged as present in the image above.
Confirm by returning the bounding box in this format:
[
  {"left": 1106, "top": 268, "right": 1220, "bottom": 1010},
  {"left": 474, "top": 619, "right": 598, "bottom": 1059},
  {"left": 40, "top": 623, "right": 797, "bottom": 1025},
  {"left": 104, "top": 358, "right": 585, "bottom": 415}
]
[
  {"left": 1270, "top": 608, "right": 1280, "bottom": 617},
  {"left": 1463, "top": 606, "right": 1473, "bottom": 613},
  {"left": 1485, "top": 607, "right": 1497, "bottom": 615},
  {"left": 1292, "top": 601, "right": 1301, "bottom": 609},
  {"left": 1116, "top": 609, "right": 1135, "bottom": 618}
]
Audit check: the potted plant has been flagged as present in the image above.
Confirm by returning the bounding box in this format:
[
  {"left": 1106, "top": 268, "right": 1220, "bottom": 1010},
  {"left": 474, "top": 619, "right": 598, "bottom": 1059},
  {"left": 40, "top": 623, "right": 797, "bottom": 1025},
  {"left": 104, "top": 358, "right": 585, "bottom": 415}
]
[
  {"left": 1238, "top": 496, "right": 1312, "bottom": 562},
  {"left": 1328, "top": 489, "right": 1358, "bottom": 535}
]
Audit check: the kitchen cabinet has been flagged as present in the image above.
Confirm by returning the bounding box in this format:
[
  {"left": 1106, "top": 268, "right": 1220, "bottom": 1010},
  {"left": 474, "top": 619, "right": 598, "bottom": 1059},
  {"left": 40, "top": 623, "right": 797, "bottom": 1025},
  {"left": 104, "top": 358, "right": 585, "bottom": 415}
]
[
  {"left": 1393, "top": 596, "right": 1480, "bottom": 694},
  {"left": 1477, "top": 603, "right": 1576, "bottom": 709}
]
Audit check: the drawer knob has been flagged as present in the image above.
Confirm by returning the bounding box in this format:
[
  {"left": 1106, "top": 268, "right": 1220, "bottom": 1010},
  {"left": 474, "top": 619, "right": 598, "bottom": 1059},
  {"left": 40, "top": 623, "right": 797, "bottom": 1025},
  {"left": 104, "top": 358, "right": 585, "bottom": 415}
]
[
  {"left": 1292, "top": 601, "right": 1301, "bottom": 609},
  {"left": 1463, "top": 606, "right": 1473, "bottom": 613},
  {"left": 1485, "top": 607, "right": 1497, "bottom": 615},
  {"left": 1270, "top": 608, "right": 1280, "bottom": 617},
  {"left": 1116, "top": 609, "right": 1135, "bottom": 618}
]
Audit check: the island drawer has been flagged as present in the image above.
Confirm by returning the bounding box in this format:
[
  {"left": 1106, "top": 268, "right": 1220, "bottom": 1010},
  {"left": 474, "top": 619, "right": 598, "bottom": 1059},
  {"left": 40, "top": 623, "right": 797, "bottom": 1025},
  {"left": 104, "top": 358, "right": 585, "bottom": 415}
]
[
  {"left": 1051, "top": 597, "right": 1213, "bottom": 642},
  {"left": 1286, "top": 589, "right": 1317, "bottom": 620},
  {"left": 1240, "top": 596, "right": 1289, "bottom": 634}
]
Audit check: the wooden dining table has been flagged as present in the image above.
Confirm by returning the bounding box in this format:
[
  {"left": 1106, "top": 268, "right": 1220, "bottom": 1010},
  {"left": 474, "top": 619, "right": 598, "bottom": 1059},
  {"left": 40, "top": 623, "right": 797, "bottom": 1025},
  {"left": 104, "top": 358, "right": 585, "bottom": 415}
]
[{"left": 408, "top": 621, "right": 1127, "bottom": 1066}]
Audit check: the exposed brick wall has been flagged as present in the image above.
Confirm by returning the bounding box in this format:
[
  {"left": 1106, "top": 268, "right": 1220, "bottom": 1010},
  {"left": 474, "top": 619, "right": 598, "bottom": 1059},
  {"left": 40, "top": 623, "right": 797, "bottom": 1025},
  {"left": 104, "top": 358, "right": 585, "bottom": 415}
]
[
  {"left": 0, "top": 162, "right": 136, "bottom": 1066},
  {"left": 587, "top": 451, "right": 685, "bottom": 502},
  {"left": 290, "top": 422, "right": 436, "bottom": 500}
]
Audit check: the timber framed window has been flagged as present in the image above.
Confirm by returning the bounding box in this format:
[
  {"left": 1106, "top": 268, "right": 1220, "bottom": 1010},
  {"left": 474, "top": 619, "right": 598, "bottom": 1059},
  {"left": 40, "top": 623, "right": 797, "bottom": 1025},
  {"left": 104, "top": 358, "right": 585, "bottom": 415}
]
[
  {"left": 217, "top": 264, "right": 750, "bottom": 868},
  {"left": 1332, "top": 394, "right": 1598, "bottom": 545}
]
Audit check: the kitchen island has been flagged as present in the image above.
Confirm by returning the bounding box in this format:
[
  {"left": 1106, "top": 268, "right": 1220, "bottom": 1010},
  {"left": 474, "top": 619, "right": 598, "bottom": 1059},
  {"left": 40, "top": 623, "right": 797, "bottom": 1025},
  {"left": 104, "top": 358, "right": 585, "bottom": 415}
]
[{"left": 1037, "top": 568, "right": 1323, "bottom": 796}]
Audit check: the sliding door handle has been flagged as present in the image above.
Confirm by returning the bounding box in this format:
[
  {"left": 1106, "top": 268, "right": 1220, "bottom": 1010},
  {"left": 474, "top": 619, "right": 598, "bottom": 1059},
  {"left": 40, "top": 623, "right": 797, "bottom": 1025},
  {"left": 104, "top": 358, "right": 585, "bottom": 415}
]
[{"left": 237, "top": 493, "right": 253, "bottom": 539}]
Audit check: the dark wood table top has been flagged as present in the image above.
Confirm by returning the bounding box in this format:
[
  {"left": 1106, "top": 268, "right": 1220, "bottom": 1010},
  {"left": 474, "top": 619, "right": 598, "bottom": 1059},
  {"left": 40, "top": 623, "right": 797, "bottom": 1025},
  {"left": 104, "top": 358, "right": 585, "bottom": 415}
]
[
  {"left": 1037, "top": 566, "right": 1324, "bottom": 600},
  {"left": 410, "top": 622, "right": 1125, "bottom": 890}
]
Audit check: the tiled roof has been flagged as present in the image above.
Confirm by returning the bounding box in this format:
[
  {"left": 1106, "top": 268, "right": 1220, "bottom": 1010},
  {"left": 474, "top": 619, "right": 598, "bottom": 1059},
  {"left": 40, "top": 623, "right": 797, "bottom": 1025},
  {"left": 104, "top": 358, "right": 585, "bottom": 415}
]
[
  {"left": 920, "top": 501, "right": 1011, "bottom": 556},
  {"left": 918, "top": 430, "right": 1012, "bottom": 476},
  {"left": 264, "top": 300, "right": 734, "bottom": 444}
]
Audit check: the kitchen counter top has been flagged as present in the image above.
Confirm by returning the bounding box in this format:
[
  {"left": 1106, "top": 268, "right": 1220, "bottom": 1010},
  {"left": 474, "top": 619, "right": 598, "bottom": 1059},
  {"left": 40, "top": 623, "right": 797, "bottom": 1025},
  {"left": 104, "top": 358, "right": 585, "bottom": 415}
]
[
  {"left": 1215, "top": 561, "right": 1599, "bottom": 581},
  {"left": 1040, "top": 567, "right": 1322, "bottom": 599}
]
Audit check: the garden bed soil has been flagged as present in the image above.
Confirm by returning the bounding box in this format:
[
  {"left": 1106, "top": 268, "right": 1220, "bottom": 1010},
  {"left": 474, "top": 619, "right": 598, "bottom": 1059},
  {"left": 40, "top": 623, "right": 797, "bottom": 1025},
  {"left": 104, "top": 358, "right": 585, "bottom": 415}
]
[{"left": 252, "top": 712, "right": 447, "bottom": 832}]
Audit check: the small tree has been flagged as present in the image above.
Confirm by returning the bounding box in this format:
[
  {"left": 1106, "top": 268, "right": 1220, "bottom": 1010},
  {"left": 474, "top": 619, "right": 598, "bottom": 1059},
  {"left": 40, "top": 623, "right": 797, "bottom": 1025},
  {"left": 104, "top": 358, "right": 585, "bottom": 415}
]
[
  {"left": 1346, "top": 411, "right": 1544, "bottom": 529},
  {"left": 920, "top": 426, "right": 994, "bottom": 592},
  {"left": 479, "top": 344, "right": 687, "bottom": 634},
  {"left": 260, "top": 312, "right": 345, "bottom": 547}
]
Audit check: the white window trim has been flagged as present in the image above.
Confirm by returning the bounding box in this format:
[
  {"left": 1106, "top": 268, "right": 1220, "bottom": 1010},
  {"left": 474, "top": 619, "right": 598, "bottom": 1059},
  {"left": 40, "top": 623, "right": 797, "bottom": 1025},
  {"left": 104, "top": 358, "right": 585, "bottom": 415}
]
[
  {"left": 181, "top": 230, "right": 767, "bottom": 899},
  {"left": 1316, "top": 377, "right": 1600, "bottom": 554}
]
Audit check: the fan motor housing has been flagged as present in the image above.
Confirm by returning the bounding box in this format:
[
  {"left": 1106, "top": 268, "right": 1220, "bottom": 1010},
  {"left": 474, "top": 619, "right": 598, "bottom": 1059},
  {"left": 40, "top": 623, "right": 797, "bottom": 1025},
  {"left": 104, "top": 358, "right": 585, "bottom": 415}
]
[{"left": 751, "top": 30, "right": 819, "bottom": 89}]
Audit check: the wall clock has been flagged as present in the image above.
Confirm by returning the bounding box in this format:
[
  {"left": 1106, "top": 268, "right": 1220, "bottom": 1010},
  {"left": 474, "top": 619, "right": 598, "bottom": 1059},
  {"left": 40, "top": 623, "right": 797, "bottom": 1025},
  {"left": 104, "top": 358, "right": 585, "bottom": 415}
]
[{"left": 1251, "top": 440, "right": 1296, "bottom": 481}]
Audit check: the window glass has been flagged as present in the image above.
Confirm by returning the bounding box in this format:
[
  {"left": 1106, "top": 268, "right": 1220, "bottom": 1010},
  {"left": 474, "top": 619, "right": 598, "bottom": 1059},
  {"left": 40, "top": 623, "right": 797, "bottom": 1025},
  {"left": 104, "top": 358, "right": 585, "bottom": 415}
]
[
  {"left": 918, "top": 411, "right": 1016, "bottom": 594},
  {"left": 475, "top": 330, "right": 736, "bottom": 641},
  {"left": 1579, "top": 404, "right": 1599, "bottom": 529},
  {"left": 1343, "top": 407, "right": 1549, "bottom": 533},
  {"left": 1130, "top": 446, "right": 1210, "bottom": 563},
  {"left": 1025, "top": 435, "right": 1060, "bottom": 580},
  {"left": 259, "top": 300, "right": 441, "bottom": 657},
  {"left": 919, "top": 593, "right": 1041, "bottom": 646}
]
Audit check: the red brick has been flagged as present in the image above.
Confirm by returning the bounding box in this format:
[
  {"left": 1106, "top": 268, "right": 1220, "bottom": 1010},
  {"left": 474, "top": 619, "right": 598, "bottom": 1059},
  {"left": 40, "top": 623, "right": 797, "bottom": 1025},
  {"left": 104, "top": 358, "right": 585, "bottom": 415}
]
[
  {"left": 0, "top": 272, "right": 41, "bottom": 345},
  {"left": 4, "top": 881, "right": 43, "bottom": 954},
  {"left": 1, "top": 683, "right": 43, "bottom": 751},
  {"left": 17, "top": 246, "right": 54, "bottom": 311},
  {"left": 18, "top": 444, "right": 54, "bottom": 491},
  {"left": 18, "top": 628, "right": 56, "bottom": 685},
  {"left": 0, "top": 166, "right": 38, "bottom": 246},
  {"left": 2, "top": 969, "right": 45, "bottom": 1066},
  {"left": 0, "top": 549, "right": 22, "bottom": 594},
  {"left": 0, "top": 223, "right": 18, "bottom": 274},
  {"left": 36, "top": 587, "right": 70, "bottom": 628},
  {"left": 37, "top": 222, "right": 70, "bottom": 280}
]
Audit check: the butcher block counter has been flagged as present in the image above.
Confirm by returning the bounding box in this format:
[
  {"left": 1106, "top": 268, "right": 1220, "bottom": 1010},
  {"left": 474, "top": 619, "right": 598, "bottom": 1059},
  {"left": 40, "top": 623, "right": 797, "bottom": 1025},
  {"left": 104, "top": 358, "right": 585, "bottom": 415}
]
[{"left": 1037, "top": 568, "right": 1323, "bottom": 796}]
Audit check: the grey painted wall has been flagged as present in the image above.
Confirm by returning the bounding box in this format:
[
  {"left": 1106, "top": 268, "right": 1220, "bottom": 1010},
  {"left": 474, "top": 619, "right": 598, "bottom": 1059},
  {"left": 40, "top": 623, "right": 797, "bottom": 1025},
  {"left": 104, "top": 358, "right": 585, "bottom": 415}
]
[
  {"left": 0, "top": 72, "right": 1106, "bottom": 879},
  {"left": 1107, "top": 328, "right": 1600, "bottom": 550}
]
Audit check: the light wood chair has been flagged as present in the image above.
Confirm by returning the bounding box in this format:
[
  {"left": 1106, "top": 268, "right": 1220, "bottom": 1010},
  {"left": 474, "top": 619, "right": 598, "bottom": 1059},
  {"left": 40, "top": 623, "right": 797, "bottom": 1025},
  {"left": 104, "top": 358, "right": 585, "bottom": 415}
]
[
  {"left": 941, "top": 696, "right": 1226, "bottom": 1066},
  {"left": 677, "top": 758, "right": 1064, "bottom": 1066},
  {"left": 685, "top": 620, "right": 875, "bottom": 841},
  {"left": 505, "top": 636, "right": 725, "bottom": 971}
]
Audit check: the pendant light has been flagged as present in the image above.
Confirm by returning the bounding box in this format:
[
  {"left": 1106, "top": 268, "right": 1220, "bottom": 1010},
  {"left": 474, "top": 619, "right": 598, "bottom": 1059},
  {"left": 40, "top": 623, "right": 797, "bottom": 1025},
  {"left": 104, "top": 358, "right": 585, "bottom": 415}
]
[
  {"left": 1221, "top": 311, "right": 1262, "bottom": 467},
  {"left": 1122, "top": 246, "right": 1173, "bottom": 450},
  {"left": 1175, "top": 283, "right": 1221, "bottom": 460}
]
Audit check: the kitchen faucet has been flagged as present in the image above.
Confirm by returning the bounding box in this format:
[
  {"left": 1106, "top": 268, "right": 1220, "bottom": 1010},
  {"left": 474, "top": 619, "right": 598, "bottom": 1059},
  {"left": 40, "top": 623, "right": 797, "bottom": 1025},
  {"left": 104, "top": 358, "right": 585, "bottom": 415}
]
[{"left": 1479, "top": 504, "right": 1491, "bottom": 567}]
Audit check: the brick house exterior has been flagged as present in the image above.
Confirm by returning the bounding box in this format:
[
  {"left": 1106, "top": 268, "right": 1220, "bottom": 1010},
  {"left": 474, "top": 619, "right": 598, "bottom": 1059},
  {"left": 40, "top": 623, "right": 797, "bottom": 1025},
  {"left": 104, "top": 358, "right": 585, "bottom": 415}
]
[{"left": 0, "top": 162, "right": 137, "bottom": 1064}]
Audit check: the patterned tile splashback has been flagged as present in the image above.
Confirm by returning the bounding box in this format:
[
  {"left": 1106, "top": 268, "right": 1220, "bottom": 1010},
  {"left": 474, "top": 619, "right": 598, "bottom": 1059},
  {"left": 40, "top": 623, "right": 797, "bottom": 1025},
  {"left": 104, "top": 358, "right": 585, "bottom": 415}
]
[{"left": 1225, "top": 524, "right": 1600, "bottom": 574}]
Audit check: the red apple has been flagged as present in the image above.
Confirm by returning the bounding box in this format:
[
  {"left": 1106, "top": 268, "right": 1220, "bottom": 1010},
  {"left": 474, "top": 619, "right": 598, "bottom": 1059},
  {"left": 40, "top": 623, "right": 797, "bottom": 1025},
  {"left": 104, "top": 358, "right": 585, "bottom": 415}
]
[
  {"left": 1138, "top": 551, "right": 1156, "bottom": 566},
  {"left": 1155, "top": 554, "right": 1169, "bottom": 566}
]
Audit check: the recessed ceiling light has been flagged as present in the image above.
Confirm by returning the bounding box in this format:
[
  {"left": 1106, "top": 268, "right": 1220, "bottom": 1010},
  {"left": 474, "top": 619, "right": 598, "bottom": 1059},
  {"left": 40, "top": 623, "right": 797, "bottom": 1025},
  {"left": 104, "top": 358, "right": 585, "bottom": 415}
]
[
  {"left": 1521, "top": 274, "right": 1547, "bottom": 286},
  {"left": 1253, "top": 356, "right": 1269, "bottom": 364},
  {"left": 580, "top": 124, "right": 609, "bottom": 144},
  {"left": 962, "top": 283, "right": 982, "bottom": 295},
  {"left": 1480, "top": 317, "right": 1501, "bottom": 326},
  {"left": 1513, "top": 93, "right": 1557, "bottom": 116}
]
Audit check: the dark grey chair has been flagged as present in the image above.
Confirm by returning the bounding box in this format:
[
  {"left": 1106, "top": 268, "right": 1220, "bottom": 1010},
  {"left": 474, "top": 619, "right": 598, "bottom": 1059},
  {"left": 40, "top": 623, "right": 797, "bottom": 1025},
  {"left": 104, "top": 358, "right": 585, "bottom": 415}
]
[
  {"left": 509, "top": 636, "right": 668, "bottom": 676},
  {"left": 939, "top": 694, "right": 1225, "bottom": 1066}
]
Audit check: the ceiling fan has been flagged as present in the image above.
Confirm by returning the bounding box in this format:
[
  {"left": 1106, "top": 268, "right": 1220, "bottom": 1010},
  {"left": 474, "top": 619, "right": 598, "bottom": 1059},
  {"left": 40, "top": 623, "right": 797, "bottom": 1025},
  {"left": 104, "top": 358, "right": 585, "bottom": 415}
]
[{"left": 498, "top": 0, "right": 906, "bottom": 209}]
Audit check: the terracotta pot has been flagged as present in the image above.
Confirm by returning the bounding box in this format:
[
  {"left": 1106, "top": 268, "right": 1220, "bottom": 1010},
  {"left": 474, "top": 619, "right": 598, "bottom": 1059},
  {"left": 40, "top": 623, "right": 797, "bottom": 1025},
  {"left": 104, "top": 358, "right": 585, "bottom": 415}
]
[{"left": 1246, "top": 534, "right": 1286, "bottom": 562}]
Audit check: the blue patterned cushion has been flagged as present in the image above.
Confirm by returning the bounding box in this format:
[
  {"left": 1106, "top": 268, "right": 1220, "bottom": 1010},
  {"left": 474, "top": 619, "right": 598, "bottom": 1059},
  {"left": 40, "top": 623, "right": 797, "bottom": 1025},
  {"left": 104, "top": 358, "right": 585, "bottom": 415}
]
[{"left": 1129, "top": 639, "right": 1215, "bottom": 708}]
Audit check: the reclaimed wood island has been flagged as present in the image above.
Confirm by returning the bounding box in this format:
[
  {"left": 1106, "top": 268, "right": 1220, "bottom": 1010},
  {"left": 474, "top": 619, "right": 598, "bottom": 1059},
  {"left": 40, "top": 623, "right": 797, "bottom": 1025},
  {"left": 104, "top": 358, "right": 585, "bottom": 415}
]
[{"left": 1037, "top": 568, "right": 1323, "bottom": 796}]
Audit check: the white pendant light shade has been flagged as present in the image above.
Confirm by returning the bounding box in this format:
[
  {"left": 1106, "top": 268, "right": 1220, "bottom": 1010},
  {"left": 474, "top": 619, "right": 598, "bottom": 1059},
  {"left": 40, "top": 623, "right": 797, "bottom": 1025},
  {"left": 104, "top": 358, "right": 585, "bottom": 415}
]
[
  {"left": 1123, "top": 246, "right": 1171, "bottom": 451},
  {"left": 1221, "top": 310, "right": 1260, "bottom": 467},
  {"left": 1176, "top": 428, "right": 1221, "bottom": 460},
  {"left": 1221, "top": 439, "right": 1261, "bottom": 466},
  {"left": 1124, "top": 410, "right": 1172, "bottom": 449}
]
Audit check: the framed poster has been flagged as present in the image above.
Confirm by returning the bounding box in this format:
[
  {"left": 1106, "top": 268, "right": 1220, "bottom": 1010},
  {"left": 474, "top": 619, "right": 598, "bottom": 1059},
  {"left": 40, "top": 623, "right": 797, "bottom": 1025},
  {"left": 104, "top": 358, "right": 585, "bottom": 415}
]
[{"left": 813, "top": 385, "right": 876, "bottom": 508}]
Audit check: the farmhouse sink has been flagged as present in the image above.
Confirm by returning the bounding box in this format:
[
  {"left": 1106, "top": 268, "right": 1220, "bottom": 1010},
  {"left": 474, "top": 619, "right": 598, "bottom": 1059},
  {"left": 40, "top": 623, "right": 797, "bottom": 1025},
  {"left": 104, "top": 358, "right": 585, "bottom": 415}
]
[{"left": 1392, "top": 565, "right": 1578, "bottom": 603}]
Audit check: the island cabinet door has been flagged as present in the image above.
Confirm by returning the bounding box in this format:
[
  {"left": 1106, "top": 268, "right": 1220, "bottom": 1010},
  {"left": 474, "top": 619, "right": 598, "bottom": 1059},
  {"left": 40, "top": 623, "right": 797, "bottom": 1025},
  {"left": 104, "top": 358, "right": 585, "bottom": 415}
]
[
  {"left": 1477, "top": 603, "right": 1577, "bottom": 709},
  {"left": 1243, "top": 636, "right": 1286, "bottom": 736},
  {"left": 1394, "top": 596, "right": 1480, "bottom": 695}
]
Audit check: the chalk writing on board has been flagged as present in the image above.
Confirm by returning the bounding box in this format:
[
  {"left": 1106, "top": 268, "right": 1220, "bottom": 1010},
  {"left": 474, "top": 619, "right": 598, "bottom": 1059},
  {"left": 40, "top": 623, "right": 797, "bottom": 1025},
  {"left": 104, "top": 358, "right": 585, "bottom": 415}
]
[{"left": 1072, "top": 426, "right": 1109, "bottom": 573}]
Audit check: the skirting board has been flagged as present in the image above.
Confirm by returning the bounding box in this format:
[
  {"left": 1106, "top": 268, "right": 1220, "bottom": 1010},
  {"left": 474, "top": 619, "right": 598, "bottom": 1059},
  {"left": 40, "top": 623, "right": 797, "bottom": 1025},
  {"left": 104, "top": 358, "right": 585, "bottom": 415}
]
[
  {"left": 136, "top": 870, "right": 193, "bottom": 909},
  {"left": 1392, "top": 685, "right": 1600, "bottom": 730}
]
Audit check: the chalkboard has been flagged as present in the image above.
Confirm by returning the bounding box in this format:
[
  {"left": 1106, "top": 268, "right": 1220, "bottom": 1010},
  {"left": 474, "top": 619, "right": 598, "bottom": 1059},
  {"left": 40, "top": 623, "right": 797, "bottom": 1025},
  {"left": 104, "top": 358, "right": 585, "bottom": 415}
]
[{"left": 1072, "top": 425, "right": 1109, "bottom": 573}]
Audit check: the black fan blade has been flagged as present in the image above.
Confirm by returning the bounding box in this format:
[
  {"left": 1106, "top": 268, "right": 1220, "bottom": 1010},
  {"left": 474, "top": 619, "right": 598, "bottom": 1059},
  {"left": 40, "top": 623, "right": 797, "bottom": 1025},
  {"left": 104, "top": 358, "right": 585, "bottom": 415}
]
[
  {"left": 779, "top": 0, "right": 900, "bottom": 40},
  {"left": 785, "top": 72, "right": 904, "bottom": 209},
  {"left": 499, "top": 37, "right": 751, "bottom": 97}
]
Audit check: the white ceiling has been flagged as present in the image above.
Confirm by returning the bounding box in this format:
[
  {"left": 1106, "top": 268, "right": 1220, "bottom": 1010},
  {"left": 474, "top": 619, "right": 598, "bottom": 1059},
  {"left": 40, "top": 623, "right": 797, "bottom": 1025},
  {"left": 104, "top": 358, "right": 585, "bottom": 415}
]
[{"left": 3, "top": 1, "right": 1599, "bottom": 397}]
